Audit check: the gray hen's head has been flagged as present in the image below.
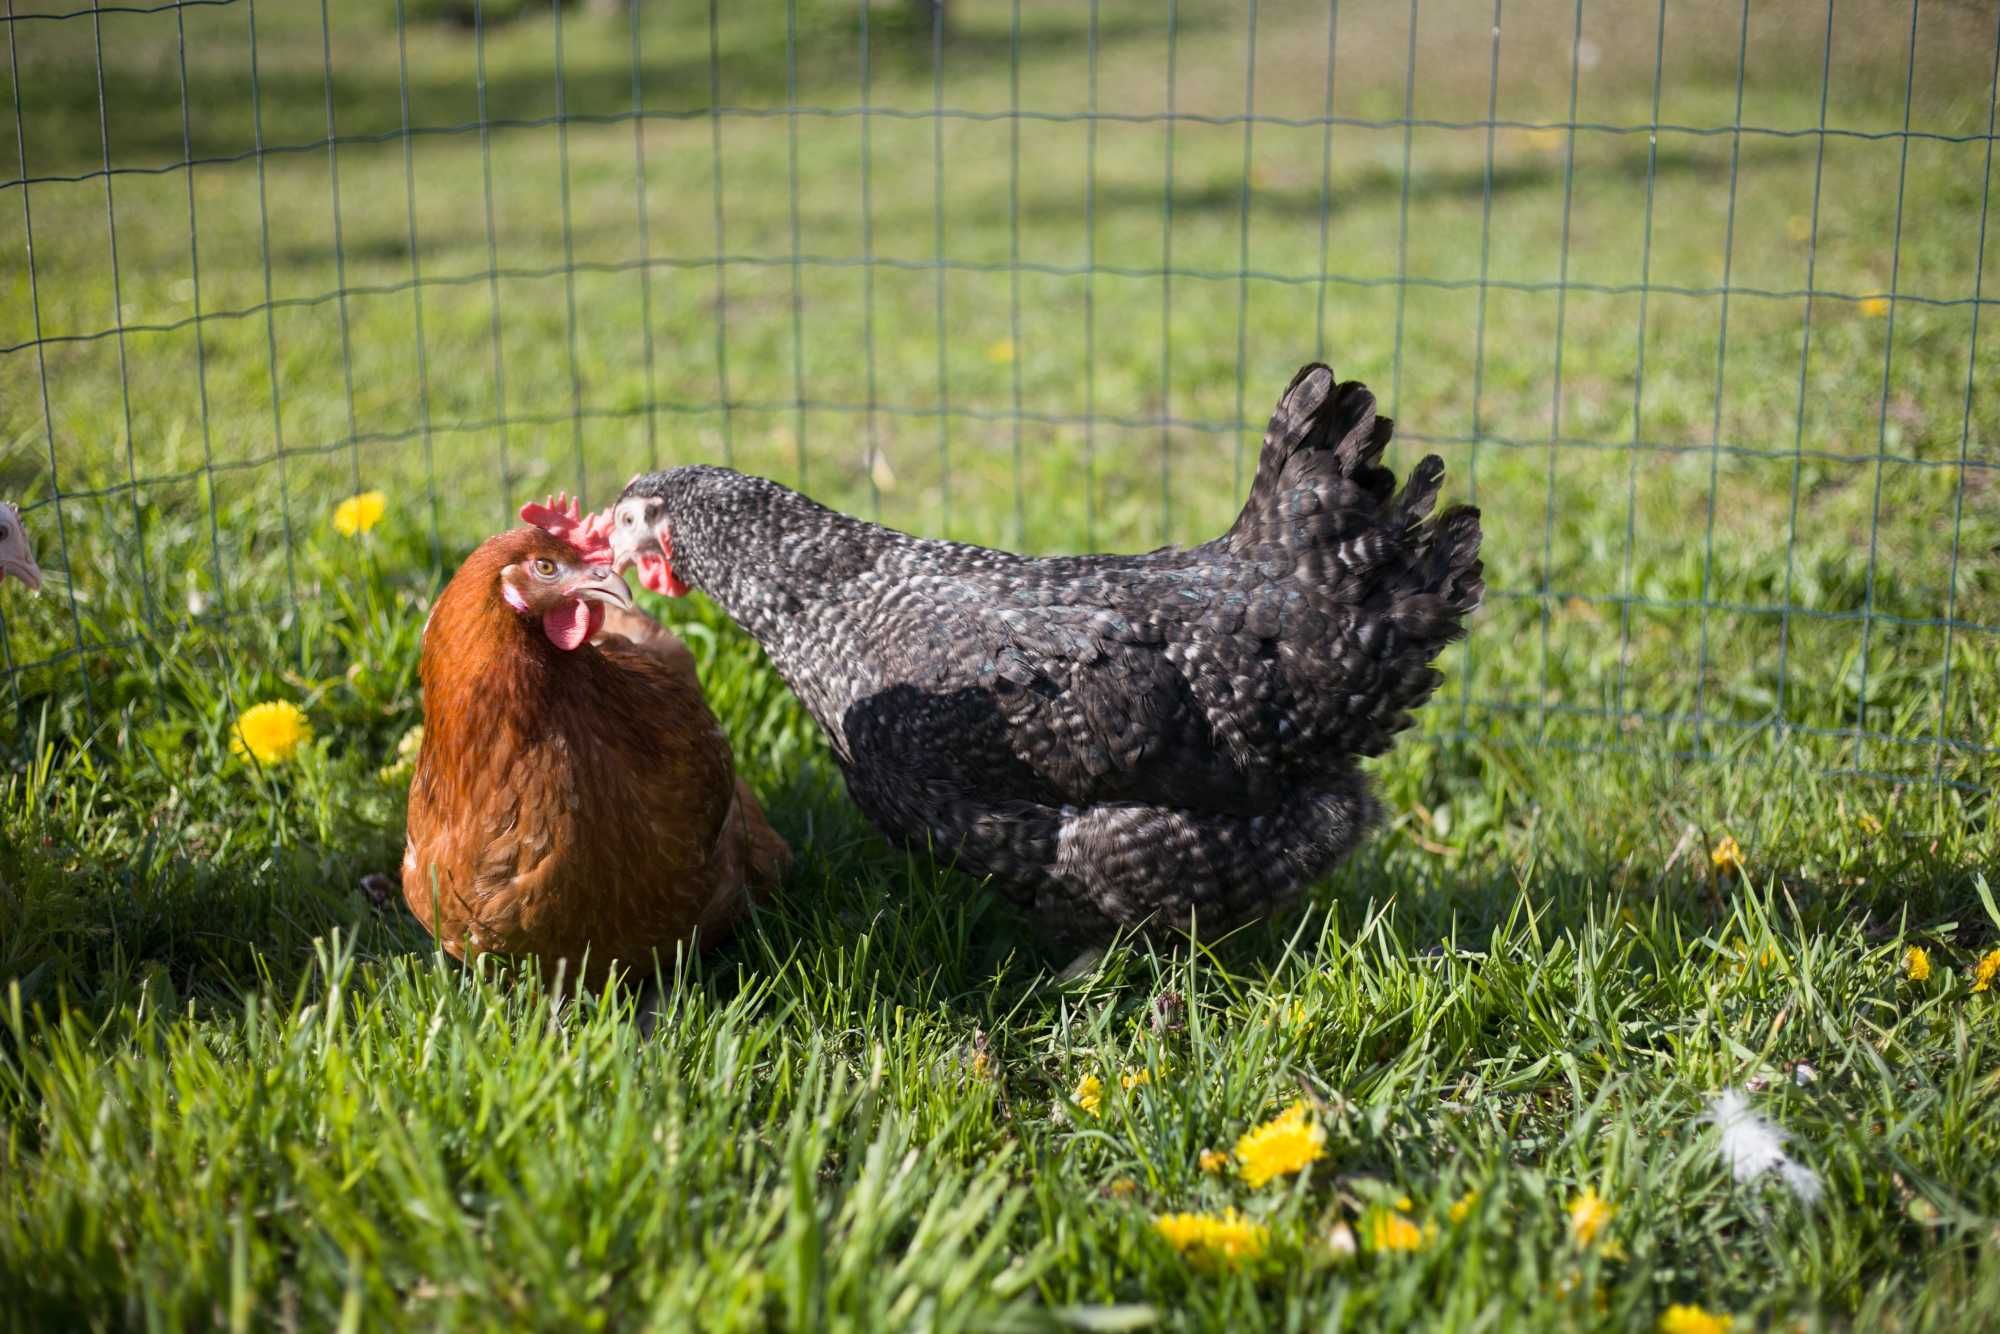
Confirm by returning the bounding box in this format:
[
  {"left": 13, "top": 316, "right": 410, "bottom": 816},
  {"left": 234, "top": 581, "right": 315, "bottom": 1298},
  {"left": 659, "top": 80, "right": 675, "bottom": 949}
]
[{"left": 609, "top": 467, "right": 755, "bottom": 600}]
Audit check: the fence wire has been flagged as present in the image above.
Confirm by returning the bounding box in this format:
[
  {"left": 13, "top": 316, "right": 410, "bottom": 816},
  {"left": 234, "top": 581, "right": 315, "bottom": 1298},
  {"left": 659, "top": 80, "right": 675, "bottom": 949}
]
[{"left": 2, "top": 0, "right": 1996, "bottom": 793}]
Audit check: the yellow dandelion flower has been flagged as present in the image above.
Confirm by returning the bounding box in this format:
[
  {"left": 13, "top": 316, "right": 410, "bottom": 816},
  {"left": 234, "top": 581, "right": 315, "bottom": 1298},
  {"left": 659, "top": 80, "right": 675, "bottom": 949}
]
[
  {"left": 1197, "top": 1211, "right": 1269, "bottom": 1265},
  {"left": 1971, "top": 949, "right": 2000, "bottom": 993},
  {"left": 1730, "top": 937, "right": 1778, "bottom": 973},
  {"left": 1361, "top": 1207, "right": 1433, "bottom": 1253},
  {"left": 985, "top": 338, "right": 1016, "bottom": 364},
  {"left": 968, "top": 1050, "right": 995, "bottom": 1080},
  {"left": 231, "top": 700, "right": 311, "bottom": 765},
  {"left": 1659, "top": 1303, "right": 1734, "bottom": 1334},
  {"left": 1393, "top": 1194, "right": 1414, "bottom": 1212},
  {"left": 1106, "top": 1177, "right": 1138, "bottom": 1199},
  {"left": 1905, "top": 946, "right": 1932, "bottom": 982},
  {"left": 1855, "top": 811, "right": 1882, "bottom": 835},
  {"left": 1153, "top": 1211, "right": 1207, "bottom": 1253},
  {"left": 1449, "top": 1190, "right": 1479, "bottom": 1223},
  {"left": 331, "top": 489, "right": 386, "bottom": 537},
  {"left": 1859, "top": 295, "right": 1890, "bottom": 317},
  {"left": 1710, "top": 835, "right": 1744, "bottom": 876},
  {"left": 1198, "top": 1148, "right": 1230, "bottom": 1175},
  {"left": 1153, "top": 1208, "right": 1269, "bottom": 1269},
  {"left": 1264, "top": 998, "right": 1309, "bottom": 1031},
  {"left": 1234, "top": 1100, "right": 1327, "bottom": 1188},
  {"left": 1071, "top": 1073, "right": 1103, "bottom": 1116},
  {"left": 1121, "top": 1068, "right": 1152, "bottom": 1091},
  {"left": 1568, "top": 1186, "right": 1616, "bottom": 1249}
]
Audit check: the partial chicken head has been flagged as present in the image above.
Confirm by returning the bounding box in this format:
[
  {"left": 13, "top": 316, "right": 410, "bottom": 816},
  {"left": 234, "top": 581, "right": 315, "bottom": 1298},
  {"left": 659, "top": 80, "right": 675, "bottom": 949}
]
[
  {"left": 495, "top": 529, "right": 634, "bottom": 651},
  {"left": 609, "top": 478, "right": 688, "bottom": 599},
  {"left": 520, "top": 492, "right": 615, "bottom": 562},
  {"left": 0, "top": 503, "right": 42, "bottom": 592}
]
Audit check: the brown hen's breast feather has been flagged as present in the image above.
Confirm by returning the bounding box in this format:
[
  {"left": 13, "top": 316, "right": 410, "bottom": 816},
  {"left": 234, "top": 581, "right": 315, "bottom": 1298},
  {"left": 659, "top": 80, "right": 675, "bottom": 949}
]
[{"left": 403, "top": 535, "right": 787, "bottom": 986}]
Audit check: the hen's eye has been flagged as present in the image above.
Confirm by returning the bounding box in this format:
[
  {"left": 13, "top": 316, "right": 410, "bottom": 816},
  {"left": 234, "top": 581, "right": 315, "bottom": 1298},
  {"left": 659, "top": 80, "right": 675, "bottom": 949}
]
[
  {"left": 0, "top": 525, "right": 9, "bottom": 541},
  {"left": 531, "top": 558, "right": 557, "bottom": 578}
]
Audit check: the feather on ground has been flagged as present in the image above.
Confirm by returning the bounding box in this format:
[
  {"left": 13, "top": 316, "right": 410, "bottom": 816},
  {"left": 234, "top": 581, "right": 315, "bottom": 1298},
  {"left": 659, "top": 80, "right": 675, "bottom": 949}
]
[{"left": 1704, "top": 1088, "right": 1824, "bottom": 1204}]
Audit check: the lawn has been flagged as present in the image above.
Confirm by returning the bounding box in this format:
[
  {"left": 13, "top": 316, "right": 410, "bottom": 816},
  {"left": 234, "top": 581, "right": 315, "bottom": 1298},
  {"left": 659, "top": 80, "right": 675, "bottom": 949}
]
[{"left": 3, "top": 0, "right": 1999, "bottom": 1327}]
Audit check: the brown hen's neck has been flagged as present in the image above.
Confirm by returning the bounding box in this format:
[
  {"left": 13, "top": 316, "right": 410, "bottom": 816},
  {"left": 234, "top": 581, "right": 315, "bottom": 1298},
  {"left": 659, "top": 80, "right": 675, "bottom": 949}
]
[{"left": 421, "top": 581, "right": 581, "bottom": 746}]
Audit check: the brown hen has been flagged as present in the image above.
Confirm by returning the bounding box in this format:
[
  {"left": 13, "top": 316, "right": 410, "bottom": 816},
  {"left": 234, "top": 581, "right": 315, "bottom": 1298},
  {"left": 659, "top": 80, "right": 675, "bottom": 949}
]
[{"left": 401, "top": 523, "right": 788, "bottom": 986}]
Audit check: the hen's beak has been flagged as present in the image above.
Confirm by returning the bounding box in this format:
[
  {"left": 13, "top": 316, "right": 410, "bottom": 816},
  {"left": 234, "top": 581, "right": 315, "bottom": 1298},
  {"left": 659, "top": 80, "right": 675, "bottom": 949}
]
[
  {"left": 562, "top": 564, "right": 634, "bottom": 610},
  {"left": 0, "top": 556, "right": 41, "bottom": 592},
  {"left": 608, "top": 524, "right": 652, "bottom": 573}
]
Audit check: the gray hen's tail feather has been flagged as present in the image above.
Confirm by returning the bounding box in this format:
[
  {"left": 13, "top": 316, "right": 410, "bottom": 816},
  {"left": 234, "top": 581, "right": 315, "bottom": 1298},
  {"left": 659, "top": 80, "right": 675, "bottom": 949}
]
[
  {"left": 1226, "top": 362, "right": 1484, "bottom": 631},
  {"left": 1228, "top": 363, "right": 1391, "bottom": 546}
]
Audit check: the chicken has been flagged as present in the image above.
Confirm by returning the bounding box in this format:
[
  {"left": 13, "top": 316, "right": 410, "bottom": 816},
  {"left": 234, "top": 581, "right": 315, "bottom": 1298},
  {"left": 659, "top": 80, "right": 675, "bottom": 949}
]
[
  {"left": 401, "top": 515, "right": 789, "bottom": 986},
  {"left": 0, "top": 503, "right": 42, "bottom": 591},
  {"left": 585, "top": 363, "right": 1481, "bottom": 936}
]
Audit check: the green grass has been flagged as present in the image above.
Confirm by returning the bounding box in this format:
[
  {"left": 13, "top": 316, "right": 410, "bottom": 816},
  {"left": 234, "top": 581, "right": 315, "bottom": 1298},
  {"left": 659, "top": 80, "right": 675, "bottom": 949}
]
[{"left": 3, "top": 0, "right": 1999, "bottom": 1327}]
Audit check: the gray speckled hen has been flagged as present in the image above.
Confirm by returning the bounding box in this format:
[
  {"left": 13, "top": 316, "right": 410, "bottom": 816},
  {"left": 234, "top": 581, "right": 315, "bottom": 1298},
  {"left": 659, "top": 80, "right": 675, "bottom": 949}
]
[{"left": 603, "top": 364, "right": 1483, "bottom": 935}]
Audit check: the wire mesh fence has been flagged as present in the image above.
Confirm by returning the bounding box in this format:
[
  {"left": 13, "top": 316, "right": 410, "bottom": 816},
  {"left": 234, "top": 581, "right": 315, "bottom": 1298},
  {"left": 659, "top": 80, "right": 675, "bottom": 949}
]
[{"left": 2, "top": 0, "right": 1995, "bottom": 791}]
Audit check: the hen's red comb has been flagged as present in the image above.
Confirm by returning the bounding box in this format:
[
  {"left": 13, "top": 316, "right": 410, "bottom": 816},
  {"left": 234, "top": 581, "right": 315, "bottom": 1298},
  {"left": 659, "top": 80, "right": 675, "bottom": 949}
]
[{"left": 521, "top": 491, "right": 616, "bottom": 562}]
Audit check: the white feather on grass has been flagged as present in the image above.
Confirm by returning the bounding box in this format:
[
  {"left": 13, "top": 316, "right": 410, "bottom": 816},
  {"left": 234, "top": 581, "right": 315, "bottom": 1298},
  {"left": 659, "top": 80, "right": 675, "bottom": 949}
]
[{"left": 1704, "top": 1088, "right": 1823, "bottom": 1204}]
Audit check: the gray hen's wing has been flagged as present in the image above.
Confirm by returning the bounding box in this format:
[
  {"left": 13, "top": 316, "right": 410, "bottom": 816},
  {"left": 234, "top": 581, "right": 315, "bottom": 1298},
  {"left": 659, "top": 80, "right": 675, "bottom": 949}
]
[{"left": 856, "top": 566, "right": 1282, "bottom": 816}]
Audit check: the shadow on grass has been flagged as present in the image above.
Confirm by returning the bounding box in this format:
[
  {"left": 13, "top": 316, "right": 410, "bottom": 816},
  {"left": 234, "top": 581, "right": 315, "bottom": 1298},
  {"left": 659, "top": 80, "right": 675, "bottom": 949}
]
[
  {"left": 238, "top": 134, "right": 1816, "bottom": 277},
  {"left": 11, "top": 5, "right": 1212, "bottom": 180},
  {"left": 1018, "top": 139, "right": 1813, "bottom": 229}
]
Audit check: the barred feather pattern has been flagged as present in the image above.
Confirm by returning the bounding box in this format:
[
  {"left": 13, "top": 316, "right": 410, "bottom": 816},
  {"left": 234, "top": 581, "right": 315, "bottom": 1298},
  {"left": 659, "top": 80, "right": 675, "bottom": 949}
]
[{"left": 620, "top": 363, "right": 1484, "bottom": 936}]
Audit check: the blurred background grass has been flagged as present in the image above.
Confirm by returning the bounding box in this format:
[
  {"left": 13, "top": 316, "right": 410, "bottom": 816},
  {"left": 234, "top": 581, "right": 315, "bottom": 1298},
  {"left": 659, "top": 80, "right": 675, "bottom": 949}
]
[{"left": 1, "top": 0, "right": 1995, "bottom": 782}]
